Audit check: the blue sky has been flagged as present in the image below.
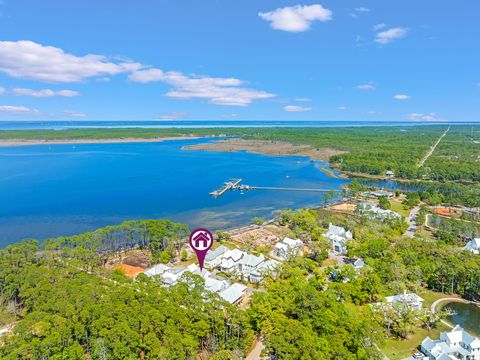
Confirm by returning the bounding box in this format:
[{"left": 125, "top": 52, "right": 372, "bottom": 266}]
[{"left": 0, "top": 0, "right": 478, "bottom": 121}]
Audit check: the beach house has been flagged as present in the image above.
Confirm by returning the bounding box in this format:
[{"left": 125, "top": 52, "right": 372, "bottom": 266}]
[
  {"left": 219, "top": 283, "right": 248, "bottom": 305},
  {"left": 385, "top": 290, "right": 424, "bottom": 311},
  {"left": 421, "top": 325, "right": 480, "bottom": 359},
  {"left": 204, "top": 245, "right": 230, "bottom": 269},
  {"left": 323, "top": 223, "right": 353, "bottom": 255},
  {"left": 273, "top": 237, "right": 304, "bottom": 259}
]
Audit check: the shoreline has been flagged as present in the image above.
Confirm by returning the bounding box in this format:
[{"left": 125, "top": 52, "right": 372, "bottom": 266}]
[
  {"left": 183, "top": 138, "right": 346, "bottom": 162},
  {"left": 0, "top": 136, "right": 204, "bottom": 147}
]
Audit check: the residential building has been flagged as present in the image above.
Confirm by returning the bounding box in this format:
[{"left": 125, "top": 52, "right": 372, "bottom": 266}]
[
  {"left": 385, "top": 290, "right": 424, "bottom": 311},
  {"left": 204, "top": 245, "right": 230, "bottom": 269},
  {"left": 273, "top": 237, "right": 304, "bottom": 259},
  {"left": 248, "top": 259, "right": 281, "bottom": 283},
  {"left": 143, "top": 263, "right": 171, "bottom": 277},
  {"left": 239, "top": 253, "right": 265, "bottom": 276},
  {"left": 218, "top": 248, "right": 246, "bottom": 273},
  {"left": 219, "top": 283, "right": 248, "bottom": 305},
  {"left": 364, "top": 190, "right": 395, "bottom": 198},
  {"left": 344, "top": 257, "right": 365, "bottom": 271},
  {"left": 323, "top": 223, "right": 353, "bottom": 255},
  {"left": 386, "top": 170, "right": 395, "bottom": 178},
  {"left": 421, "top": 325, "right": 480, "bottom": 360},
  {"left": 357, "top": 202, "right": 401, "bottom": 220},
  {"left": 464, "top": 238, "right": 480, "bottom": 255}
]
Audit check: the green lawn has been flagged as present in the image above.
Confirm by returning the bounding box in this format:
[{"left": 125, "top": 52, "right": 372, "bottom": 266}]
[
  {"left": 381, "top": 289, "right": 452, "bottom": 359},
  {"left": 417, "top": 288, "right": 451, "bottom": 308},
  {"left": 381, "top": 322, "right": 451, "bottom": 360},
  {"left": 389, "top": 199, "right": 410, "bottom": 217}
]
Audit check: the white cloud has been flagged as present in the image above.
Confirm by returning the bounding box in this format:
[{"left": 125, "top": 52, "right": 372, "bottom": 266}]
[
  {"left": 129, "top": 69, "right": 275, "bottom": 106},
  {"left": 295, "top": 97, "right": 311, "bottom": 102},
  {"left": 337, "top": 106, "right": 347, "bottom": 110},
  {"left": 128, "top": 68, "right": 164, "bottom": 83},
  {"left": 0, "top": 86, "right": 5, "bottom": 94},
  {"left": 157, "top": 111, "right": 187, "bottom": 120},
  {"left": 258, "top": 4, "right": 332, "bottom": 32},
  {"left": 283, "top": 105, "right": 312, "bottom": 112},
  {"left": 0, "top": 105, "right": 40, "bottom": 115},
  {"left": 355, "top": 7, "right": 370, "bottom": 12},
  {"left": 373, "top": 23, "right": 387, "bottom": 31},
  {"left": 375, "top": 27, "right": 408, "bottom": 44},
  {"left": 406, "top": 112, "right": 445, "bottom": 122},
  {"left": 63, "top": 110, "right": 86, "bottom": 117},
  {"left": 357, "top": 82, "right": 377, "bottom": 90},
  {"left": 13, "top": 87, "right": 80, "bottom": 97},
  {"left": 394, "top": 94, "right": 411, "bottom": 100},
  {"left": 367, "top": 110, "right": 378, "bottom": 115},
  {"left": 0, "top": 40, "right": 142, "bottom": 83}
]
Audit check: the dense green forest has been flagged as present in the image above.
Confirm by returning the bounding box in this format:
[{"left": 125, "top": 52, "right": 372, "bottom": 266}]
[{"left": 0, "top": 240, "right": 252, "bottom": 359}]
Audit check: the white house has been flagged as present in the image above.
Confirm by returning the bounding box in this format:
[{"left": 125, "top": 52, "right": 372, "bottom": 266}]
[
  {"left": 464, "top": 238, "right": 480, "bottom": 255},
  {"left": 421, "top": 325, "right": 480, "bottom": 360},
  {"left": 385, "top": 290, "right": 424, "bottom": 311},
  {"left": 143, "top": 263, "right": 171, "bottom": 277},
  {"left": 218, "top": 248, "right": 246, "bottom": 273},
  {"left": 204, "top": 245, "right": 230, "bottom": 269},
  {"left": 364, "top": 190, "right": 395, "bottom": 198},
  {"left": 219, "top": 283, "right": 247, "bottom": 305},
  {"left": 248, "top": 259, "right": 281, "bottom": 283},
  {"left": 238, "top": 253, "right": 265, "bottom": 276},
  {"left": 273, "top": 237, "right": 304, "bottom": 259},
  {"left": 323, "top": 223, "right": 353, "bottom": 255},
  {"left": 357, "top": 202, "right": 401, "bottom": 221}
]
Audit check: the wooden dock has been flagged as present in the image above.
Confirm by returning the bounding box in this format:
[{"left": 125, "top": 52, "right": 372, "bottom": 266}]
[
  {"left": 210, "top": 179, "right": 332, "bottom": 197},
  {"left": 209, "top": 178, "right": 242, "bottom": 197}
]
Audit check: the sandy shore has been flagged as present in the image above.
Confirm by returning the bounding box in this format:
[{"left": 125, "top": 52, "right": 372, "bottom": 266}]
[
  {"left": 0, "top": 136, "right": 203, "bottom": 147},
  {"left": 183, "top": 138, "right": 346, "bottom": 162}
]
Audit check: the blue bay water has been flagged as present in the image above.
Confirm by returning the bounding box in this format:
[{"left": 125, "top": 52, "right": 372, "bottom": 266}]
[{"left": 0, "top": 138, "right": 347, "bottom": 246}]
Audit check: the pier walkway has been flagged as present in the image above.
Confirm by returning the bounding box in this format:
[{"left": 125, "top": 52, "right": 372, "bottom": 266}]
[{"left": 210, "top": 179, "right": 332, "bottom": 197}]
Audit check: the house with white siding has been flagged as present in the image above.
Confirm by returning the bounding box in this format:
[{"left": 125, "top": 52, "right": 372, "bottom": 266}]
[
  {"left": 323, "top": 223, "right": 353, "bottom": 255},
  {"left": 464, "top": 238, "right": 480, "bottom": 255},
  {"left": 421, "top": 325, "right": 480, "bottom": 359},
  {"left": 273, "top": 237, "right": 303, "bottom": 259}
]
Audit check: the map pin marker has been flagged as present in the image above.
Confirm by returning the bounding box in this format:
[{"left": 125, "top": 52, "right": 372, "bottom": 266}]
[{"left": 189, "top": 228, "right": 214, "bottom": 271}]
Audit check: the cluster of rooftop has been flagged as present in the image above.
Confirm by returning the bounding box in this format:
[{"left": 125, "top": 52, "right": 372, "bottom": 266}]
[
  {"left": 144, "top": 262, "right": 248, "bottom": 305},
  {"left": 206, "top": 246, "right": 281, "bottom": 283}
]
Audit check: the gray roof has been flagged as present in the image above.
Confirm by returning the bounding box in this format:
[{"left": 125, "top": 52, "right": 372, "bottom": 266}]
[
  {"left": 205, "top": 245, "right": 229, "bottom": 262},
  {"left": 219, "top": 283, "right": 247, "bottom": 304},
  {"left": 240, "top": 253, "right": 264, "bottom": 268}
]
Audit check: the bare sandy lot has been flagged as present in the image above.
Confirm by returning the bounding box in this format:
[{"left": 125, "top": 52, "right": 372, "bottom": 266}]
[
  {"left": 184, "top": 138, "right": 346, "bottom": 162},
  {"left": 0, "top": 136, "right": 202, "bottom": 147}
]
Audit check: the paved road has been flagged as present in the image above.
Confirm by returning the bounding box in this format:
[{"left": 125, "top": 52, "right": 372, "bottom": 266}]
[
  {"left": 418, "top": 126, "right": 450, "bottom": 168},
  {"left": 246, "top": 339, "right": 265, "bottom": 360},
  {"left": 405, "top": 206, "right": 420, "bottom": 238}
]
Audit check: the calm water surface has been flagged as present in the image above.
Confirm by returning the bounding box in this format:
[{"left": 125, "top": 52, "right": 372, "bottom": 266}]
[
  {"left": 445, "top": 302, "right": 480, "bottom": 335},
  {"left": 0, "top": 138, "right": 347, "bottom": 246}
]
